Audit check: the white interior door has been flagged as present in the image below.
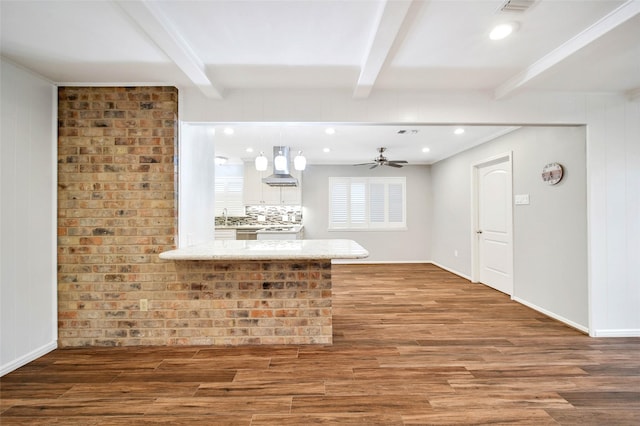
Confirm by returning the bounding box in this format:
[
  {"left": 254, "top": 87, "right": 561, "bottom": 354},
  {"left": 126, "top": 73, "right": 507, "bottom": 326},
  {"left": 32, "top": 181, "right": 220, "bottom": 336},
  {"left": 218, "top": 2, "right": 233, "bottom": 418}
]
[{"left": 477, "top": 158, "right": 513, "bottom": 295}]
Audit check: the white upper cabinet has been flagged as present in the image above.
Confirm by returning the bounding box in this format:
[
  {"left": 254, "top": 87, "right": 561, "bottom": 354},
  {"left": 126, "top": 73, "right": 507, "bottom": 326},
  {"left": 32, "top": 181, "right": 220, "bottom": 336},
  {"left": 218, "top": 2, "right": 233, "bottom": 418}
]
[{"left": 243, "top": 162, "right": 301, "bottom": 205}]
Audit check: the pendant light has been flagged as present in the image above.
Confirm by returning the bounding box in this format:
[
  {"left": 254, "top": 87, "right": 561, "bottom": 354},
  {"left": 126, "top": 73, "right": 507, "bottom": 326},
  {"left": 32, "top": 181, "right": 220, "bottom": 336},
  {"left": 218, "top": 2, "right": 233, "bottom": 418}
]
[
  {"left": 255, "top": 152, "right": 268, "bottom": 171},
  {"left": 274, "top": 149, "right": 287, "bottom": 171},
  {"left": 294, "top": 151, "right": 306, "bottom": 171}
]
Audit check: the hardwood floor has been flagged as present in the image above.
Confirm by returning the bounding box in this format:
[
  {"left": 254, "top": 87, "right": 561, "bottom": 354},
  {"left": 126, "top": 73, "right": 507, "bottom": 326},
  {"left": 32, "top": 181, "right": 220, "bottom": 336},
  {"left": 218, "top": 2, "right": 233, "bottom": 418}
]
[{"left": 2, "top": 263, "right": 639, "bottom": 425}]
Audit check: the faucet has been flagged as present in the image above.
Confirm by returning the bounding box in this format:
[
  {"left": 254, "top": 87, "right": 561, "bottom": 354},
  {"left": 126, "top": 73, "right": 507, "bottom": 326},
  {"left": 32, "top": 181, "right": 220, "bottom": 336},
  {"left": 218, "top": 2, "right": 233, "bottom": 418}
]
[{"left": 222, "top": 208, "right": 228, "bottom": 226}]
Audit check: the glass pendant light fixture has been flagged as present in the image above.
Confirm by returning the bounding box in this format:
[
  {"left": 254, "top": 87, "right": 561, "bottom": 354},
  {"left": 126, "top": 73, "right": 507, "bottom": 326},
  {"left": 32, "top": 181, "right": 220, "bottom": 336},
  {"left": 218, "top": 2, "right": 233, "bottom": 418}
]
[
  {"left": 255, "top": 152, "right": 268, "bottom": 171},
  {"left": 294, "top": 151, "right": 306, "bottom": 171},
  {"left": 274, "top": 150, "right": 287, "bottom": 171}
]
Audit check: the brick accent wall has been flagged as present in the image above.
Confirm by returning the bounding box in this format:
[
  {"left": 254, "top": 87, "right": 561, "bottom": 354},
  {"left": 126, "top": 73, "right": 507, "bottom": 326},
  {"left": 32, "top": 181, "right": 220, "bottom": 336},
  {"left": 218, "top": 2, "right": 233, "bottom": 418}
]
[{"left": 57, "top": 86, "right": 179, "bottom": 346}]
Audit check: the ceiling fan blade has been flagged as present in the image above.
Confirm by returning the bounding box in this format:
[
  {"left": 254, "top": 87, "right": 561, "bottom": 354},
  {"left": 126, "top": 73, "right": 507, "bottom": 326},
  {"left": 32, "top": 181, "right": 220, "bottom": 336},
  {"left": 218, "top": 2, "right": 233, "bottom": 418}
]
[{"left": 357, "top": 148, "right": 405, "bottom": 169}]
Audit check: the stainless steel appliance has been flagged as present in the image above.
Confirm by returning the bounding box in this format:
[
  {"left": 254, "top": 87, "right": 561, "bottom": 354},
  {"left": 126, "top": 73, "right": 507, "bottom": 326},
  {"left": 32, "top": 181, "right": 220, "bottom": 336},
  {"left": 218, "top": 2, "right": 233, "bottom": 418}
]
[{"left": 235, "top": 229, "right": 258, "bottom": 240}]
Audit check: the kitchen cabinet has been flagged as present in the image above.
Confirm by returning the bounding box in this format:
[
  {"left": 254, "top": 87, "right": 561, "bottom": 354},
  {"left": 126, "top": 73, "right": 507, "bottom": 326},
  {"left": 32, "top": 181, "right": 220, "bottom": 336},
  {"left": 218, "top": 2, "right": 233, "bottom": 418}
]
[
  {"left": 280, "top": 180, "right": 302, "bottom": 205},
  {"left": 243, "top": 163, "right": 301, "bottom": 205},
  {"left": 215, "top": 228, "right": 236, "bottom": 240},
  {"left": 243, "top": 166, "right": 274, "bottom": 204}
]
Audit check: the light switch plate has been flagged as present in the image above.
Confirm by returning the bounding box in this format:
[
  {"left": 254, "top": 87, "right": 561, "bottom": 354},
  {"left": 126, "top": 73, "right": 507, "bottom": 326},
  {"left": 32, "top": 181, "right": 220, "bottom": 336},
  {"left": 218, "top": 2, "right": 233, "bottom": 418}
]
[{"left": 515, "top": 194, "right": 530, "bottom": 205}]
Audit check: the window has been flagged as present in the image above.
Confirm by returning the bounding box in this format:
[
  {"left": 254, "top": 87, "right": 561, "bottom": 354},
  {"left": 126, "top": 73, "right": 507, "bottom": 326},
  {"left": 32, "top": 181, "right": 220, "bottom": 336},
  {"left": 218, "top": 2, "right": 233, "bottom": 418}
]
[
  {"left": 214, "top": 176, "right": 244, "bottom": 216},
  {"left": 329, "top": 177, "right": 406, "bottom": 230}
]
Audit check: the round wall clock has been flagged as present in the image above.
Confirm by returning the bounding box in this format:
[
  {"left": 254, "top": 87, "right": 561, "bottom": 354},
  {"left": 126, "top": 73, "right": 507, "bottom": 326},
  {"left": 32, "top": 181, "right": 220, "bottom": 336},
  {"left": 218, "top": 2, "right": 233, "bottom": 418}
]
[{"left": 541, "top": 162, "right": 563, "bottom": 185}]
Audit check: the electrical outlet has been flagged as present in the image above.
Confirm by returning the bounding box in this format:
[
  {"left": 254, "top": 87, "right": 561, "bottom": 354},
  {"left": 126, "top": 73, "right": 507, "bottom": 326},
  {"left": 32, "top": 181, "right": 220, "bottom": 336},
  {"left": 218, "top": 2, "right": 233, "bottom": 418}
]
[
  {"left": 140, "top": 299, "right": 148, "bottom": 311},
  {"left": 454, "top": 250, "right": 458, "bottom": 257}
]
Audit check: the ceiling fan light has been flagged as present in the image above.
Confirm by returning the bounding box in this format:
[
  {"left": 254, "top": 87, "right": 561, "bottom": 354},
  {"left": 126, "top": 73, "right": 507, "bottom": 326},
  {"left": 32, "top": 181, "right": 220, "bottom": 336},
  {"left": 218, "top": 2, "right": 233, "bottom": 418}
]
[
  {"left": 255, "top": 152, "right": 268, "bottom": 171},
  {"left": 274, "top": 150, "right": 287, "bottom": 171},
  {"left": 294, "top": 151, "right": 306, "bottom": 171}
]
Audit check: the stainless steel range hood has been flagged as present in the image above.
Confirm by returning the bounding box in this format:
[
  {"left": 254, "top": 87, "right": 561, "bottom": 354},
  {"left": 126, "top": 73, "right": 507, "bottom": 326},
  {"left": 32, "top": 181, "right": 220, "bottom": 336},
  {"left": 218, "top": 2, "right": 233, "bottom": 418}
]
[{"left": 262, "top": 146, "right": 299, "bottom": 187}]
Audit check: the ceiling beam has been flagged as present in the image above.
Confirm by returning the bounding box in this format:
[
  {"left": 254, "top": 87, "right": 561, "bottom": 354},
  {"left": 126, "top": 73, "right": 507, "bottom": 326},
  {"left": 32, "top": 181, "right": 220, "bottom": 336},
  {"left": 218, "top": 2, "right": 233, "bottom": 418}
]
[
  {"left": 114, "top": 0, "right": 224, "bottom": 99},
  {"left": 494, "top": 0, "right": 640, "bottom": 100},
  {"left": 353, "top": 0, "right": 414, "bottom": 99}
]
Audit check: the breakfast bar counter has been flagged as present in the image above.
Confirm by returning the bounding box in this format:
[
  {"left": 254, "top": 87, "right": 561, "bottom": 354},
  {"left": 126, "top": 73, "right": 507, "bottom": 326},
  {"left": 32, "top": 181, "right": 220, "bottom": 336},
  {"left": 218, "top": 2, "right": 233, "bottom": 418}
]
[
  {"left": 159, "top": 239, "right": 369, "bottom": 261},
  {"left": 159, "top": 239, "right": 368, "bottom": 345}
]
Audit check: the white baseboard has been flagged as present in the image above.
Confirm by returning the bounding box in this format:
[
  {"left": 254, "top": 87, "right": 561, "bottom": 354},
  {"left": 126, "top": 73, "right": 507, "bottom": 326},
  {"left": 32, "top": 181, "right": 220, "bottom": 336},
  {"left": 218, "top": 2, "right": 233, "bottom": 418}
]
[
  {"left": 1, "top": 340, "right": 57, "bottom": 377},
  {"left": 512, "top": 296, "right": 589, "bottom": 334},
  {"left": 428, "top": 261, "right": 472, "bottom": 281},
  {"left": 331, "top": 259, "right": 430, "bottom": 265},
  {"left": 590, "top": 329, "right": 640, "bottom": 337}
]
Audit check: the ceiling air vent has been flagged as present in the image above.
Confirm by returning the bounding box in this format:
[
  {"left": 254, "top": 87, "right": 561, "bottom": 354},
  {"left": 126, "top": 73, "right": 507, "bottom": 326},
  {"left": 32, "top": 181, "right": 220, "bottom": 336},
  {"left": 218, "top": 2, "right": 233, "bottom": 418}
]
[{"left": 498, "top": 0, "right": 537, "bottom": 13}]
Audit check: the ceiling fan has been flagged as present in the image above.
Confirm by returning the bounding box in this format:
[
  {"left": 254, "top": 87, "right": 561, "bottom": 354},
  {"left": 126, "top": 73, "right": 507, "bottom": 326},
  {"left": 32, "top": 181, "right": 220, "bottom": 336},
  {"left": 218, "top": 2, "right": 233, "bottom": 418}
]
[{"left": 354, "top": 147, "right": 408, "bottom": 169}]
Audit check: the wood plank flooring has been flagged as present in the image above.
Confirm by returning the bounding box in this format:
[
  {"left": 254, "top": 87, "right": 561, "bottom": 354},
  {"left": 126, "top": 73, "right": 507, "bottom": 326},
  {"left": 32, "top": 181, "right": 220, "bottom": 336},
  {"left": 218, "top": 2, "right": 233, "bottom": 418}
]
[{"left": 2, "top": 263, "right": 639, "bottom": 425}]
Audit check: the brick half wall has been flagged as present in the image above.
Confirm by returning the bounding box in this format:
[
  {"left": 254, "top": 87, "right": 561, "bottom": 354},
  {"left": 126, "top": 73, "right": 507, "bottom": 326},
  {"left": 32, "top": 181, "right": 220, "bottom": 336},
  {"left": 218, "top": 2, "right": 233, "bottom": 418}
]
[{"left": 165, "top": 260, "right": 332, "bottom": 345}]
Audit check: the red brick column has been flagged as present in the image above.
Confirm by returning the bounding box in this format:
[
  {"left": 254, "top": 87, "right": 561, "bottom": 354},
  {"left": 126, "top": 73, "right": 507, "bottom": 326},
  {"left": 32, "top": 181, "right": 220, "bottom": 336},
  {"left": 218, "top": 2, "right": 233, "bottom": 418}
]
[{"left": 57, "top": 86, "right": 178, "bottom": 346}]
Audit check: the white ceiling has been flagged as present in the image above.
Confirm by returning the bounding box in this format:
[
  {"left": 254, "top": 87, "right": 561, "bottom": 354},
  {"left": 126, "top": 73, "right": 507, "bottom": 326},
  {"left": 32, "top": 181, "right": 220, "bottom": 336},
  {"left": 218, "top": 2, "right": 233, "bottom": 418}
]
[
  {"left": 2, "top": 0, "right": 638, "bottom": 164},
  {"left": 208, "top": 123, "right": 520, "bottom": 165}
]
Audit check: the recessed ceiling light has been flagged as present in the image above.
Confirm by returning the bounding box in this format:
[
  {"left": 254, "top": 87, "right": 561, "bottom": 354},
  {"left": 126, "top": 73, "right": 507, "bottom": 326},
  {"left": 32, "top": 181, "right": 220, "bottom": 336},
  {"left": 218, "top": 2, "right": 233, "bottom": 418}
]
[
  {"left": 323, "top": 148, "right": 331, "bottom": 153},
  {"left": 223, "top": 127, "right": 234, "bottom": 135},
  {"left": 454, "top": 128, "right": 465, "bottom": 135},
  {"left": 422, "top": 147, "right": 431, "bottom": 153},
  {"left": 489, "top": 23, "right": 516, "bottom": 40},
  {"left": 325, "top": 128, "right": 336, "bottom": 135},
  {"left": 245, "top": 147, "right": 254, "bottom": 153}
]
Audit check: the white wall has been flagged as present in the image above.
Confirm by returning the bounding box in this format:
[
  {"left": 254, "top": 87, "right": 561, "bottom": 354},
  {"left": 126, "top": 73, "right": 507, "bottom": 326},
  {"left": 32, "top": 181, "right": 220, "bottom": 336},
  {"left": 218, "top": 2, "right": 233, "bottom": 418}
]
[
  {"left": 301, "top": 164, "right": 431, "bottom": 263},
  {"left": 586, "top": 95, "right": 640, "bottom": 336},
  {"left": 1, "top": 59, "right": 57, "bottom": 375},
  {"left": 182, "top": 87, "right": 640, "bottom": 337},
  {"left": 178, "top": 123, "right": 216, "bottom": 247},
  {"left": 431, "top": 126, "right": 588, "bottom": 330}
]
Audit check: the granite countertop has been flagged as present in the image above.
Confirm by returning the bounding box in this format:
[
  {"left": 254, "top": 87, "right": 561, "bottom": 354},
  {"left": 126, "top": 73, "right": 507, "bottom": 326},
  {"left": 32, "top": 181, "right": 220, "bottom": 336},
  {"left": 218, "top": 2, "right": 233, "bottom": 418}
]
[
  {"left": 215, "top": 224, "right": 302, "bottom": 230},
  {"left": 255, "top": 224, "right": 303, "bottom": 234},
  {"left": 159, "top": 239, "right": 369, "bottom": 261}
]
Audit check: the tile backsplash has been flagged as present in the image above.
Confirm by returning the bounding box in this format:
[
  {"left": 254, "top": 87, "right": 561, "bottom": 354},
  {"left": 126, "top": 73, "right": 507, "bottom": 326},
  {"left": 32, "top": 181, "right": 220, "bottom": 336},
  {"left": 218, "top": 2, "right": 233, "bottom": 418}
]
[{"left": 215, "top": 205, "right": 302, "bottom": 226}]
